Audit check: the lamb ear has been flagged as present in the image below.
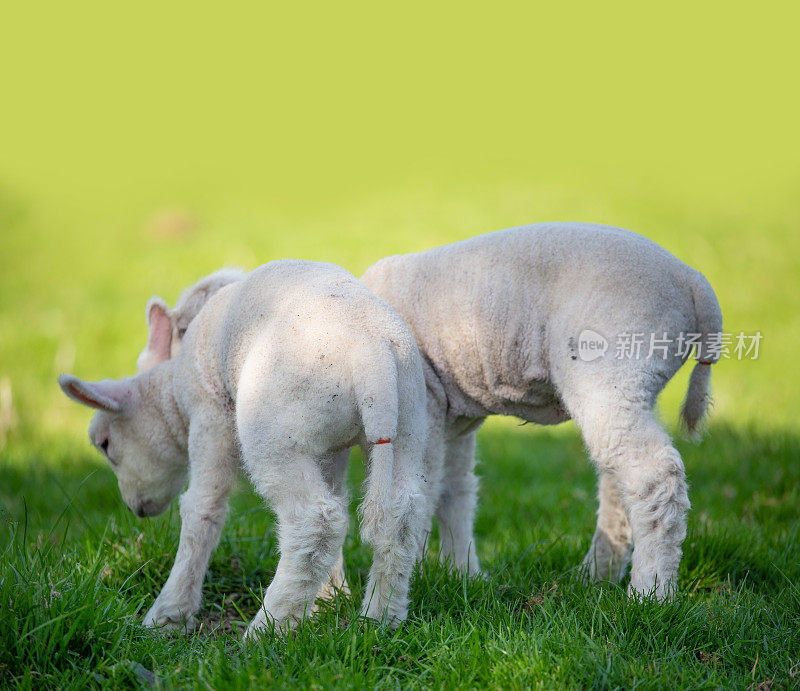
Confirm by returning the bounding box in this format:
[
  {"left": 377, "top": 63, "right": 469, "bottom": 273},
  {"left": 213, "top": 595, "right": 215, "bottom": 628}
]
[
  {"left": 58, "top": 374, "right": 131, "bottom": 412},
  {"left": 140, "top": 296, "right": 173, "bottom": 367}
]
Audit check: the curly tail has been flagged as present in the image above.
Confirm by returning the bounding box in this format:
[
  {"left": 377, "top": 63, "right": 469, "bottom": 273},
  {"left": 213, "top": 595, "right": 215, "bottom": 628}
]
[{"left": 680, "top": 271, "right": 723, "bottom": 439}]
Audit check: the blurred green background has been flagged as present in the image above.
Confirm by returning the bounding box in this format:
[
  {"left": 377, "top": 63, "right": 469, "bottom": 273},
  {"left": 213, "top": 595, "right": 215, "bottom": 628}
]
[
  {"left": 1, "top": 1, "right": 798, "bottom": 444},
  {"left": 1, "top": 4, "right": 799, "bottom": 686}
]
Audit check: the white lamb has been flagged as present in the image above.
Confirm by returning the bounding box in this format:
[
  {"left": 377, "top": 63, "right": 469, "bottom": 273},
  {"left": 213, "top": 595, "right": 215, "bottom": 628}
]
[
  {"left": 136, "top": 268, "right": 358, "bottom": 600},
  {"left": 361, "top": 223, "right": 722, "bottom": 599},
  {"left": 138, "top": 222, "right": 722, "bottom": 601},
  {"left": 59, "top": 260, "right": 431, "bottom": 635}
]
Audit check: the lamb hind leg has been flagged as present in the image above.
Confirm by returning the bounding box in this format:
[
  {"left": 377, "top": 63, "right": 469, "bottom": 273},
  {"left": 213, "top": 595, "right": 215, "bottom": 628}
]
[
  {"left": 580, "top": 471, "right": 632, "bottom": 583},
  {"left": 245, "top": 454, "right": 348, "bottom": 638},
  {"left": 576, "top": 403, "right": 689, "bottom": 600},
  {"left": 360, "top": 437, "right": 428, "bottom": 626},
  {"left": 316, "top": 450, "right": 351, "bottom": 601}
]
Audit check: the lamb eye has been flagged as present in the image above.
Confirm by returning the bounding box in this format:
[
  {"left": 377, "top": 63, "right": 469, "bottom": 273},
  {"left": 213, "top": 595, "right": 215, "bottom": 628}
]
[{"left": 100, "top": 440, "right": 119, "bottom": 467}]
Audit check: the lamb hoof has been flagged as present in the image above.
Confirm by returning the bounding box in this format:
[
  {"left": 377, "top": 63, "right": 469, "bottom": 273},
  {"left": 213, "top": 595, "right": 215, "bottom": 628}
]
[{"left": 142, "top": 605, "right": 196, "bottom": 634}]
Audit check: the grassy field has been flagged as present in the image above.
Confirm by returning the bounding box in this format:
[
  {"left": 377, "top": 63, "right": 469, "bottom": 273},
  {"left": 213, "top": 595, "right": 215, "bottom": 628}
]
[
  {"left": 1, "top": 423, "right": 799, "bottom": 688},
  {"left": 2, "top": 2, "right": 800, "bottom": 688}
]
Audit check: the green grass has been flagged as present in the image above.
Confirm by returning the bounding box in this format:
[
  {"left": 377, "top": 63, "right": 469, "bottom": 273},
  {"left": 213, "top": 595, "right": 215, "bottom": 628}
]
[
  {"left": 2, "top": 2, "right": 800, "bottom": 686},
  {"left": 2, "top": 424, "right": 799, "bottom": 688}
]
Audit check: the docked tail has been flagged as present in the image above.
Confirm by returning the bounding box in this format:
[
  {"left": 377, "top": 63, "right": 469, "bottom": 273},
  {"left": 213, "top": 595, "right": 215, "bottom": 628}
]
[{"left": 680, "top": 271, "right": 723, "bottom": 438}]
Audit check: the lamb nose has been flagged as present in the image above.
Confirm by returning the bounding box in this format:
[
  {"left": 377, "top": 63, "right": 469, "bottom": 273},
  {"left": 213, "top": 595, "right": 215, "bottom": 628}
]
[{"left": 135, "top": 501, "right": 146, "bottom": 518}]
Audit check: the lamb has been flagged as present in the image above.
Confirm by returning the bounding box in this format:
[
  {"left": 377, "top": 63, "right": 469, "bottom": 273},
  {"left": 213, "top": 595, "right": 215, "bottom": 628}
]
[
  {"left": 361, "top": 222, "right": 722, "bottom": 599},
  {"left": 59, "top": 260, "right": 432, "bottom": 635},
  {"left": 136, "top": 222, "right": 722, "bottom": 601},
  {"left": 136, "top": 266, "right": 354, "bottom": 600}
]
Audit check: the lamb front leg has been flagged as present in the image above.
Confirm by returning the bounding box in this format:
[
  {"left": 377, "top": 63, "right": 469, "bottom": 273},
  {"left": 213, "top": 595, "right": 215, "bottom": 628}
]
[
  {"left": 437, "top": 426, "right": 482, "bottom": 576},
  {"left": 143, "top": 419, "right": 236, "bottom": 631}
]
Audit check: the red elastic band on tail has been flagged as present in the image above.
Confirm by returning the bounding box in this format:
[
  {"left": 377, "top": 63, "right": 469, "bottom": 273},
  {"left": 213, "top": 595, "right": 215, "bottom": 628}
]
[
  {"left": 698, "top": 361, "right": 714, "bottom": 366},
  {"left": 375, "top": 438, "right": 391, "bottom": 445}
]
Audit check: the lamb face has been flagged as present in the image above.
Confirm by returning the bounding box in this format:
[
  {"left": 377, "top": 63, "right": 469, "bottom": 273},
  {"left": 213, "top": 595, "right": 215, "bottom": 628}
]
[{"left": 59, "top": 373, "right": 188, "bottom": 517}]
